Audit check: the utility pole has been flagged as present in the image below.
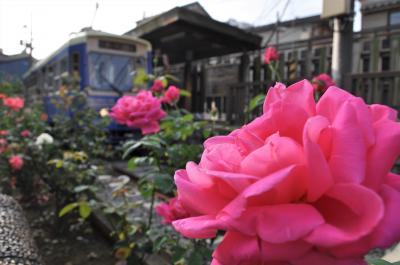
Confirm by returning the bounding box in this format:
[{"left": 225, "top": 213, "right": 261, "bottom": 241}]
[{"left": 328, "top": 0, "right": 355, "bottom": 87}]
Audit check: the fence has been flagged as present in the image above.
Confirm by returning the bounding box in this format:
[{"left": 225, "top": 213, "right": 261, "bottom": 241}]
[{"left": 345, "top": 71, "right": 400, "bottom": 111}]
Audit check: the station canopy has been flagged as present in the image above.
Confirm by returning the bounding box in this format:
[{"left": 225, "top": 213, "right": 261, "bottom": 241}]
[{"left": 125, "top": 2, "right": 262, "bottom": 64}]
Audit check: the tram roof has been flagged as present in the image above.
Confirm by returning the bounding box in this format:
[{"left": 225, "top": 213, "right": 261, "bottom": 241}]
[
  {"left": 125, "top": 2, "right": 262, "bottom": 64},
  {"left": 26, "top": 30, "right": 151, "bottom": 75}
]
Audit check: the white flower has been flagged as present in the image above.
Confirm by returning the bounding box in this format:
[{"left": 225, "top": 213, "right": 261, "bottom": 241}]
[{"left": 35, "top": 133, "right": 54, "bottom": 147}]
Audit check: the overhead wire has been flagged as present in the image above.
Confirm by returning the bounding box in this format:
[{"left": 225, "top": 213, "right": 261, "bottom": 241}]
[
  {"left": 252, "top": 0, "right": 281, "bottom": 25},
  {"left": 262, "top": 0, "right": 291, "bottom": 48}
]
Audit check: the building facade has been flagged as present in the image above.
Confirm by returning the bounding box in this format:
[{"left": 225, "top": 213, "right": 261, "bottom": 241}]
[{"left": 127, "top": 0, "right": 400, "bottom": 124}]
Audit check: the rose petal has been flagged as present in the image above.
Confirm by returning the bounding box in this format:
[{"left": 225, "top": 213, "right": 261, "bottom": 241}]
[
  {"left": 317, "top": 86, "right": 353, "bottom": 122},
  {"left": 221, "top": 166, "right": 296, "bottom": 219},
  {"left": 364, "top": 120, "right": 400, "bottom": 190},
  {"left": 369, "top": 184, "right": 400, "bottom": 249},
  {"left": 369, "top": 104, "right": 398, "bottom": 123},
  {"left": 329, "top": 101, "right": 367, "bottom": 183},
  {"left": 212, "top": 231, "right": 261, "bottom": 265},
  {"left": 303, "top": 116, "right": 334, "bottom": 201},
  {"left": 306, "top": 184, "right": 384, "bottom": 247},
  {"left": 172, "top": 215, "right": 223, "bottom": 238},
  {"left": 264, "top": 80, "right": 316, "bottom": 117},
  {"left": 175, "top": 169, "right": 229, "bottom": 215},
  {"left": 240, "top": 134, "right": 304, "bottom": 177},
  {"left": 256, "top": 204, "right": 324, "bottom": 243}
]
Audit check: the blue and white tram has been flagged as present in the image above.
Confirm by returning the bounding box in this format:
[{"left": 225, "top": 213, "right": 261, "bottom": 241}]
[{"left": 23, "top": 30, "right": 152, "bottom": 131}]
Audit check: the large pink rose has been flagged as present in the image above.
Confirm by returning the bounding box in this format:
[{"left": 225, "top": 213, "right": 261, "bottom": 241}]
[
  {"left": 110, "top": 91, "right": 166, "bottom": 135},
  {"left": 171, "top": 80, "right": 400, "bottom": 265}
]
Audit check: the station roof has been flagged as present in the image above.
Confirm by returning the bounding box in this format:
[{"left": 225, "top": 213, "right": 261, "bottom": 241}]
[{"left": 125, "top": 2, "right": 262, "bottom": 64}]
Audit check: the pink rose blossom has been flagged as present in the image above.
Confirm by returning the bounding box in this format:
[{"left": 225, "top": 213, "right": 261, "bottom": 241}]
[
  {"left": 110, "top": 90, "right": 166, "bottom": 135},
  {"left": 161, "top": 85, "right": 180, "bottom": 105},
  {"left": 156, "top": 197, "right": 189, "bottom": 224},
  {"left": 9, "top": 155, "right": 23, "bottom": 170},
  {"left": 171, "top": 80, "right": 400, "bottom": 265},
  {"left": 3, "top": 97, "right": 24, "bottom": 111},
  {"left": 151, "top": 79, "right": 164, "bottom": 93},
  {"left": 0, "top": 130, "right": 8, "bottom": 136},
  {"left": 20, "top": 129, "right": 30, "bottom": 137},
  {"left": 263, "top": 47, "right": 279, "bottom": 64},
  {"left": 312, "top": 73, "right": 336, "bottom": 92}
]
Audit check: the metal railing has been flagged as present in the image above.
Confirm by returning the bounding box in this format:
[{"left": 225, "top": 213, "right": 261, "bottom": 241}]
[{"left": 344, "top": 71, "right": 400, "bottom": 111}]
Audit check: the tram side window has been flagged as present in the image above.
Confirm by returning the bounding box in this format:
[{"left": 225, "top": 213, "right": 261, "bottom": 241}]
[
  {"left": 71, "top": 52, "right": 80, "bottom": 73},
  {"left": 47, "top": 66, "right": 54, "bottom": 90},
  {"left": 60, "top": 58, "right": 68, "bottom": 74}
]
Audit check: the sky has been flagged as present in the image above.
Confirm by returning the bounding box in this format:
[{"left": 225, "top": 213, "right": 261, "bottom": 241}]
[{"left": 0, "top": 0, "right": 361, "bottom": 59}]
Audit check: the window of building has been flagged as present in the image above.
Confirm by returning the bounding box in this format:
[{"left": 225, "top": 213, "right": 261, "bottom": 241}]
[
  {"left": 381, "top": 38, "right": 391, "bottom": 49},
  {"left": 312, "top": 59, "right": 320, "bottom": 76},
  {"left": 300, "top": 50, "right": 307, "bottom": 60},
  {"left": 313, "top": 48, "right": 322, "bottom": 57},
  {"left": 363, "top": 41, "right": 371, "bottom": 52},
  {"left": 382, "top": 86, "right": 390, "bottom": 105},
  {"left": 389, "top": 11, "right": 400, "bottom": 26},
  {"left": 381, "top": 53, "right": 390, "bottom": 71},
  {"left": 362, "top": 56, "right": 370, "bottom": 73}
]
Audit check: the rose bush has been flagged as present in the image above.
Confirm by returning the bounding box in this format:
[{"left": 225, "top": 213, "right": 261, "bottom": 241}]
[
  {"left": 169, "top": 80, "right": 400, "bottom": 265},
  {"left": 110, "top": 90, "right": 166, "bottom": 135}
]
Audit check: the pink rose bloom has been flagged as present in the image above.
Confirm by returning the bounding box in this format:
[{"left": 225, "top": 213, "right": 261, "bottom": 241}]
[
  {"left": 156, "top": 197, "right": 189, "bottom": 224},
  {"left": 162, "top": 85, "right": 180, "bottom": 105},
  {"left": 0, "top": 130, "right": 8, "bottom": 136},
  {"left": 171, "top": 80, "right": 400, "bottom": 265},
  {"left": 312, "top": 73, "right": 336, "bottom": 92},
  {"left": 3, "top": 97, "right": 24, "bottom": 111},
  {"left": 110, "top": 90, "right": 166, "bottom": 135},
  {"left": 151, "top": 79, "right": 164, "bottom": 93},
  {"left": 20, "top": 129, "right": 30, "bottom": 137},
  {"left": 263, "top": 47, "right": 279, "bottom": 64},
  {"left": 9, "top": 155, "right": 23, "bottom": 170}
]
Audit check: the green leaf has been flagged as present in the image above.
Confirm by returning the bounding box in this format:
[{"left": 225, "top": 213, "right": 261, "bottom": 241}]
[
  {"left": 179, "top": 89, "right": 191, "bottom": 97},
  {"left": 133, "top": 68, "right": 148, "bottom": 87},
  {"left": 127, "top": 158, "right": 137, "bottom": 171},
  {"left": 181, "top": 114, "right": 194, "bottom": 122},
  {"left": 248, "top": 94, "right": 266, "bottom": 112},
  {"left": 79, "top": 201, "right": 92, "bottom": 219},
  {"left": 73, "top": 185, "right": 91, "bottom": 193},
  {"left": 164, "top": 74, "right": 180, "bottom": 82},
  {"left": 365, "top": 257, "right": 395, "bottom": 265},
  {"left": 122, "top": 141, "right": 142, "bottom": 159},
  {"left": 59, "top": 202, "right": 79, "bottom": 217}
]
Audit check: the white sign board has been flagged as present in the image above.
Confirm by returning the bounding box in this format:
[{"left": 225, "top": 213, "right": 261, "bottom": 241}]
[{"left": 321, "top": 0, "right": 352, "bottom": 19}]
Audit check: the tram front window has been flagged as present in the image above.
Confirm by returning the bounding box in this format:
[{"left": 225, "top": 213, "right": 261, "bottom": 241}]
[{"left": 89, "top": 53, "right": 134, "bottom": 91}]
